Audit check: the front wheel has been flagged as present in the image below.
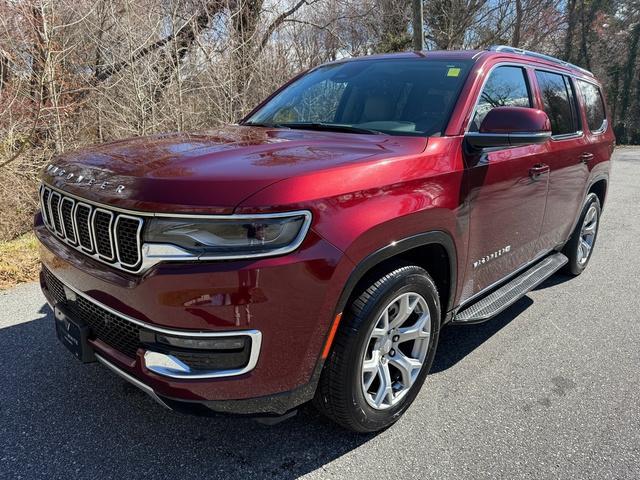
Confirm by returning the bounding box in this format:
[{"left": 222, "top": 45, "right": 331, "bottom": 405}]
[
  {"left": 563, "top": 193, "right": 601, "bottom": 275},
  {"left": 313, "top": 265, "right": 440, "bottom": 432}
]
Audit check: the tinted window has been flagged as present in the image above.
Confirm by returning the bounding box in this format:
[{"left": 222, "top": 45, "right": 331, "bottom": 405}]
[
  {"left": 246, "top": 59, "right": 472, "bottom": 136},
  {"left": 577, "top": 80, "right": 606, "bottom": 132},
  {"left": 470, "top": 66, "right": 531, "bottom": 131},
  {"left": 535, "top": 71, "right": 580, "bottom": 135}
]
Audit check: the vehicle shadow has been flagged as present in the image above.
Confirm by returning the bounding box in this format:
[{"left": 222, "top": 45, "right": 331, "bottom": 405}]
[
  {"left": 432, "top": 269, "right": 574, "bottom": 374},
  {"left": 533, "top": 272, "right": 573, "bottom": 290},
  {"left": 0, "top": 304, "right": 371, "bottom": 480},
  {"left": 1, "top": 292, "right": 540, "bottom": 479},
  {"left": 431, "top": 296, "right": 533, "bottom": 373}
]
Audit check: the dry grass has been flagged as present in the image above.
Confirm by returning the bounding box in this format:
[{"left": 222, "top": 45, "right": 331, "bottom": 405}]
[
  {"left": 0, "top": 232, "right": 40, "bottom": 290},
  {"left": 0, "top": 155, "right": 43, "bottom": 242}
]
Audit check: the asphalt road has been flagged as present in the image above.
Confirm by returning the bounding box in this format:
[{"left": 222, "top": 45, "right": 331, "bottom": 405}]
[{"left": 2, "top": 148, "right": 639, "bottom": 479}]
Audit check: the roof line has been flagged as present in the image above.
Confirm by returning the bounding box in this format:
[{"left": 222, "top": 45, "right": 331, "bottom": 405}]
[{"left": 487, "top": 45, "right": 593, "bottom": 76}]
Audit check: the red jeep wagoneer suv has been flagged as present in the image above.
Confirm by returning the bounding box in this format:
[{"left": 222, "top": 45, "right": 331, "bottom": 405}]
[{"left": 36, "top": 46, "right": 614, "bottom": 432}]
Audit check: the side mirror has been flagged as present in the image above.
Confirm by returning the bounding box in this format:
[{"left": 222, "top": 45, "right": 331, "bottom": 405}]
[{"left": 465, "top": 107, "right": 552, "bottom": 149}]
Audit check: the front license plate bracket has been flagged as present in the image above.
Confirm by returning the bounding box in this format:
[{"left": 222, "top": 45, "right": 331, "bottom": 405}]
[{"left": 54, "top": 305, "right": 96, "bottom": 363}]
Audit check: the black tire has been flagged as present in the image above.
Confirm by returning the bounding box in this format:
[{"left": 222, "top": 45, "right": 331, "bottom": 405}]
[
  {"left": 313, "top": 264, "right": 440, "bottom": 433},
  {"left": 563, "top": 193, "right": 601, "bottom": 276}
]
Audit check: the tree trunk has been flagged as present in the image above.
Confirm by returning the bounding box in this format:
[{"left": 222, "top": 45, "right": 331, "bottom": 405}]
[
  {"left": 620, "top": 22, "right": 640, "bottom": 122},
  {"left": 0, "top": 53, "right": 8, "bottom": 91},
  {"left": 512, "top": 0, "right": 523, "bottom": 47},
  {"left": 562, "top": 0, "right": 578, "bottom": 62}
]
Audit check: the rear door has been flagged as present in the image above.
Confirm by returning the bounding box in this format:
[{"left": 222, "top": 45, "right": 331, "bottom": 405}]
[
  {"left": 574, "top": 78, "right": 613, "bottom": 181},
  {"left": 532, "top": 70, "right": 589, "bottom": 248},
  {"left": 463, "top": 65, "right": 549, "bottom": 299}
]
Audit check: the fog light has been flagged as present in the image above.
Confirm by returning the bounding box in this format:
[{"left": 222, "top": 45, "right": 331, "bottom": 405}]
[{"left": 155, "top": 335, "right": 247, "bottom": 351}]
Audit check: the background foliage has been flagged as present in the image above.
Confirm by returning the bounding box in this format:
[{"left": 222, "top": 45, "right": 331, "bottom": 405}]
[{"left": 1, "top": 0, "right": 638, "bottom": 241}]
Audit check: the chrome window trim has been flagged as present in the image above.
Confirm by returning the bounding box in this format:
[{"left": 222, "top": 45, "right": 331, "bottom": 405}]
[
  {"left": 589, "top": 118, "right": 608, "bottom": 136},
  {"left": 91, "top": 208, "right": 115, "bottom": 261},
  {"left": 465, "top": 62, "right": 534, "bottom": 134},
  {"left": 575, "top": 78, "right": 608, "bottom": 135},
  {"left": 550, "top": 131, "right": 584, "bottom": 142},
  {"left": 465, "top": 60, "right": 597, "bottom": 137},
  {"left": 114, "top": 214, "right": 144, "bottom": 268},
  {"left": 535, "top": 69, "right": 584, "bottom": 139},
  {"left": 465, "top": 131, "right": 552, "bottom": 142},
  {"left": 47, "top": 270, "right": 262, "bottom": 379}
]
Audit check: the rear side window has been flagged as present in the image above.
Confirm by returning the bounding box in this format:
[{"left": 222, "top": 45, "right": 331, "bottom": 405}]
[
  {"left": 470, "top": 66, "right": 532, "bottom": 131},
  {"left": 577, "top": 80, "right": 606, "bottom": 132},
  {"left": 535, "top": 71, "right": 580, "bottom": 136}
]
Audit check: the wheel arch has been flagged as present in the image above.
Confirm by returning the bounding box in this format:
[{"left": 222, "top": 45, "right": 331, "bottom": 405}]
[
  {"left": 588, "top": 177, "right": 608, "bottom": 210},
  {"left": 334, "top": 231, "right": 457, "bottom": 324}
]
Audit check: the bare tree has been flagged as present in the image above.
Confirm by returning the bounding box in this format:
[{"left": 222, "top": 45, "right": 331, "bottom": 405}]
[{"left": 0, "top": 0, "right": 639, "bottom": 241}]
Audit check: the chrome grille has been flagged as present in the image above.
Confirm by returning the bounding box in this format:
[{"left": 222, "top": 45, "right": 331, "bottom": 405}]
[
  {"left": 93, "top": 209, "right": 114, "bottom": 259},
  {"left": 75, "top": 203, "right": 93, "bottom": 251},
  {"left": 60, "top": 197, "right": 76, "bottom": 244},
  {"left": 40, "top": 188, "right": 51, "bottom": 227},
  {"left": 39, "top": 184, "right": 143, "bottom": 271},
  {"left": 49, "top": 192, "right": 63, "bottom": 235}
]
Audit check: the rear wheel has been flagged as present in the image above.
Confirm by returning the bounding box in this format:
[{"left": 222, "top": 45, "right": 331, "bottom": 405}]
[
  {"left": 314, "top": 265, "right": 440, "bottom": 432},
  {"left": 563, "top": 193, "right": 601, "bottom": 275}
]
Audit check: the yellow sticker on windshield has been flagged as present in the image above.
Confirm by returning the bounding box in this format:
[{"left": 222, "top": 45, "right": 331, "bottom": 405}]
[{"left": 447, "top": 67, "right": 461, "bottom": 77}]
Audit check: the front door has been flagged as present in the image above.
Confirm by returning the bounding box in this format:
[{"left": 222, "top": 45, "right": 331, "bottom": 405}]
[{"left": 461, "top": 65, "right": 549, "bottom": 301}]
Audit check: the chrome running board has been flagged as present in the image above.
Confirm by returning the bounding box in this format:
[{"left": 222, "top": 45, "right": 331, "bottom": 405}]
[{"left": 452, "top": 253, "right": 568, "bottom": 324}]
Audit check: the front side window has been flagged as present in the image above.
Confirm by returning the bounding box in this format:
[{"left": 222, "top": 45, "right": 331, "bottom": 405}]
[
  {"left": 470, "top": 66, "right": 532, "bottom": 131},
  {"left": 577, "top": 80, "right": 606, "bottom": 132},
  {"left": 245, "top": 59, "right": 473, "bottom": 136},
  {"left": 535, "top": 71, "right": 580, "bottom": 136}
]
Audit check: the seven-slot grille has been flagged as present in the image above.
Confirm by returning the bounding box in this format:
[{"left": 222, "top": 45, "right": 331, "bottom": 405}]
[{"left": 39, "top": 184, "right": 144, "bottom": 271}]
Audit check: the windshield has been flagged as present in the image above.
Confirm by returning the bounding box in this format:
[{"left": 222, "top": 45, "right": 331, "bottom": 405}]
[{"left": 245, "top": 58, "right": 473, "bottom": 136}]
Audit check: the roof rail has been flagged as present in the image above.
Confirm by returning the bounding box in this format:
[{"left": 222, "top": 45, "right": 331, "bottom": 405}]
[{"left": 488, "top": 45, "right": 593, "bottom": 76}]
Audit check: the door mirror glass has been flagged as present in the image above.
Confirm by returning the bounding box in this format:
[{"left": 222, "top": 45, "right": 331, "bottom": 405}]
[{"left": 466, "top": 106, "right": 552, "bottom": 149}]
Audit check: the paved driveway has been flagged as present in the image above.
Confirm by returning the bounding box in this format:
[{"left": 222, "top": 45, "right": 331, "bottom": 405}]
[{"left": 1, "top": 148, "right": 639, "bottom": 479}]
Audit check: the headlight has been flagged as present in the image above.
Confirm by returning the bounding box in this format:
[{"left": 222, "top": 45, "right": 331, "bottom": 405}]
[{"left": 144, "top": 211, "right": 312, "bottom": 259}]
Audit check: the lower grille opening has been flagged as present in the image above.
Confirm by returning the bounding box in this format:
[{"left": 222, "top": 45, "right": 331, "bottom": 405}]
[
  {"left": 42, "top": 267, "right": 255, "bottom": 373},
  {"left": 43, "top": 267, "right": 141, "bottom": 358}
]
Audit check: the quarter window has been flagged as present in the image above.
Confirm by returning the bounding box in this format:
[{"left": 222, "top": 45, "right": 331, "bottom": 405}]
[
  {"left": 577, "top": 80, "right": 606, "bottom": 132},
  {"left": 535, "top": 71, "right": 580, "bottom": 136},
  {"left": 470, "top": 66, "right": 532, "bottom": 131}
]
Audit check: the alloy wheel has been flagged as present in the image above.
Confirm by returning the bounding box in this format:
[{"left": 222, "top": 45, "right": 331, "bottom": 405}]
[
  {"left": 577, "top": 204, "right": 598, "bottom": 265},
  {"left": 360, "top": 292, "right": 431, "bottom": 410}
]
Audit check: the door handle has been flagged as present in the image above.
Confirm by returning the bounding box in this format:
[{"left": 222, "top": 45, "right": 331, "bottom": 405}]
[
  {"left": 579, "top": 152, "right": 594, "bottom": 164},
  {"left": 529, "top": 163, "right": 550, "bottom": 180}
]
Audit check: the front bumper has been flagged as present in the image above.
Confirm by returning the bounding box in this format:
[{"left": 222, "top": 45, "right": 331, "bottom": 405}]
[{"left": 36, "top": 216, "right": 353, "bottom": 415}]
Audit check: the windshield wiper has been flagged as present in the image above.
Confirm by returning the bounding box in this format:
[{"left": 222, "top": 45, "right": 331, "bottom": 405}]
[
  {"left": 242, "top": 121, "right": 288, "bottom": 128},
  {"left": 279, "top": 122, "right": 383, "bottom": 135}
]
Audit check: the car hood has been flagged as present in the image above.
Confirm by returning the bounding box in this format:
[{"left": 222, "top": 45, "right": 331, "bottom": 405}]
[{"left": 42, "top": 125, "right": 427, "bottom": 213}]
